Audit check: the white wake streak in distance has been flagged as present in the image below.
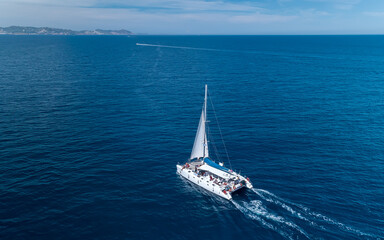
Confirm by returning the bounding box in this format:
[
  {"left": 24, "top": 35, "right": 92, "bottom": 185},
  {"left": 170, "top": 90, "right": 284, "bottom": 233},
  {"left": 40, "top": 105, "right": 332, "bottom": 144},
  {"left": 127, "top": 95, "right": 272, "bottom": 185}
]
[{"left": 136, "top": 43, "right": 233, "bottom": 52}]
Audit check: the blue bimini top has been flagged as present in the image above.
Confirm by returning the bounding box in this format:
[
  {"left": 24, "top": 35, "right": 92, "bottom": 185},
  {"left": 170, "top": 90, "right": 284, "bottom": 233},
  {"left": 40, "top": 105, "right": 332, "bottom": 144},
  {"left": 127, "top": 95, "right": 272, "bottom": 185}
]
[{"left": 204, "top": 157, "right": 230, "bottom": 173}]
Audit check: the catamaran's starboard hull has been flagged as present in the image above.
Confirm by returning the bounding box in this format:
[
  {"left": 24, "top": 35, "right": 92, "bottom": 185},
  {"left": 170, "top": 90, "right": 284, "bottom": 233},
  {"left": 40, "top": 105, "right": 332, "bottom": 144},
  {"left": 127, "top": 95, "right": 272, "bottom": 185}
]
[{"left": 176, "top": 164, "right": 246, "bottom": 200}]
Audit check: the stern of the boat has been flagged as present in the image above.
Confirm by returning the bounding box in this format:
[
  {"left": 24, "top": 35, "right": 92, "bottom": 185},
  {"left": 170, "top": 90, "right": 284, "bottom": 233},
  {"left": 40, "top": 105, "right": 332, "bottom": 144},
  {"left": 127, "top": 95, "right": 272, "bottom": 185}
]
[
  {"left": 240, "top": 175, "right": 253, "bottom": 189},
  {"left": 224, "top": 192, "right": 232, "bottom": 200},
  {"left": 246, "top": 180, "right": 253, "bottom": 189}
]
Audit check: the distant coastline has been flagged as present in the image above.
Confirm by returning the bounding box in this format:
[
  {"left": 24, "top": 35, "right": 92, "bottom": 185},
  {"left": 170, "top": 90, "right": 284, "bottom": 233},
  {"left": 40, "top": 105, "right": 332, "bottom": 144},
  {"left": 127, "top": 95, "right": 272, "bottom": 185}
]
[{"left": 0, "top": 26, "right": 133, "bottom": 35}]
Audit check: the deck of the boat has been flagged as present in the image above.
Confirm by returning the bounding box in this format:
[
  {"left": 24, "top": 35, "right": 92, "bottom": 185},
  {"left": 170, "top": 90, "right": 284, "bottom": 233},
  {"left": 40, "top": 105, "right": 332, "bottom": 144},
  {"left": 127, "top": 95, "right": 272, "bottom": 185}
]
[{"left": 182, "top": 162, "right": 246, "bottom": 191}]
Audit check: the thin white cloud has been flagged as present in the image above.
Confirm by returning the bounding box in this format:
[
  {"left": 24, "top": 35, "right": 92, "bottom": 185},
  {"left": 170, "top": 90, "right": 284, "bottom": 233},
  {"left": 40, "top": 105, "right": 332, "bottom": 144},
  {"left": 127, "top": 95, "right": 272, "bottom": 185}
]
[
  {"left": 3, "top": 0, "right": 264, "bottom": 12},
  {"left": 2, "top": 0, "right": 94, "bottom": 7},
  {"left": 150, "top": 0, "right": 263, "bottom": 12},
  {"left": 299, "top": 8, "right": 329, "bottom": 17},
  {"left": 305, "top": 0, "right": 359, "bottom": 3},
  {"left": 305, "top": 0, "right": 360, "bottom": 10},
  {"left": 229, "top": 13, "right": 296, "bottom": 23},
  {"left": 364, "top": 11, "right": 384, "bottom": 17}
]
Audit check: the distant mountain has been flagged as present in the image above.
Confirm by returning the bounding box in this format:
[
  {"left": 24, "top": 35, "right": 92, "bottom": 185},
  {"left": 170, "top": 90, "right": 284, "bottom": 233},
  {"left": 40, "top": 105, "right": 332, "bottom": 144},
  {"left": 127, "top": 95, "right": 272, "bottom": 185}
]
[{"left": 0, "top": 26, "right": 132, "bottom": 35}]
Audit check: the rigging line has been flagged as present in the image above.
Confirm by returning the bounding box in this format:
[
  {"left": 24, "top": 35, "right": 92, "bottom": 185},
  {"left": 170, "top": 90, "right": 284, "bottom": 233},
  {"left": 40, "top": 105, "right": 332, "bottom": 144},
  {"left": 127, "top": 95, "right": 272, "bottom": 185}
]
[
  {"left": 207, "top": 124, "right": 222, "bottom": 163},
  {"left": 208, "top": 89, "right": 233, "bottom": 170}
]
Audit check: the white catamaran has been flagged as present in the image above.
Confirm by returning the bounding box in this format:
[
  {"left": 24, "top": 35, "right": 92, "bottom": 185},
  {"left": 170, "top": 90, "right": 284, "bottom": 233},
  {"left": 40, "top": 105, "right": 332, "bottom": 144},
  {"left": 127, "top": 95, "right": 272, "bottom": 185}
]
[{"left": 176, "top": 85, "right": 253, "bottom": 200}]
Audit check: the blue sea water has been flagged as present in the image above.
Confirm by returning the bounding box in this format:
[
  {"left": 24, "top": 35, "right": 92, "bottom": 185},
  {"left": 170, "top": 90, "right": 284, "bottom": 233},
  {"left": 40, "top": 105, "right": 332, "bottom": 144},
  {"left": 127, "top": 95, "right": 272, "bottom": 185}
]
[{"left": 0, "top": 35, "right": 384, "bottom": 240}]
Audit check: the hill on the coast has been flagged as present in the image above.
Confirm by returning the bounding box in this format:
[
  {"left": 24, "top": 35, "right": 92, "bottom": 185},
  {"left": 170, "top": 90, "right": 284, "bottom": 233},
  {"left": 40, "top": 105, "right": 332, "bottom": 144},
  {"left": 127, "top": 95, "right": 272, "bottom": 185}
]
[{"left": 0, "top": 26, "right": 132, "bottom": 35}]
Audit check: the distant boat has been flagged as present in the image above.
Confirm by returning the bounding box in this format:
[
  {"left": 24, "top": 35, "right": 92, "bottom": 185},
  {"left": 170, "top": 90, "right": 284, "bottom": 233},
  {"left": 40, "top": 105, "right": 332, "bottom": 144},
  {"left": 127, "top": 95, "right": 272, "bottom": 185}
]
[{"left": 176, "top": 85, "right": 253, "bottom": 200}]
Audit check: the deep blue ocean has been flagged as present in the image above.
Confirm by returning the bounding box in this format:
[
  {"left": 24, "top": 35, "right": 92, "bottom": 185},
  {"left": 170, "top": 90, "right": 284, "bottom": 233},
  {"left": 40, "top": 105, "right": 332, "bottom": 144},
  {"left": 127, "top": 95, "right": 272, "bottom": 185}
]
[{"left": 1, "top": 35, "right": 384, "bottom": 239}]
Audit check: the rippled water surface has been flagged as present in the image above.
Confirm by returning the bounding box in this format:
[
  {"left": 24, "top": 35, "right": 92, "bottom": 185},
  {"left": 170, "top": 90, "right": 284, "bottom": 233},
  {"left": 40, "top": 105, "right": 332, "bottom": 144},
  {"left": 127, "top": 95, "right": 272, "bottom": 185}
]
[{"left": 1, "top": 35, "right": 384, "bottom": 239}]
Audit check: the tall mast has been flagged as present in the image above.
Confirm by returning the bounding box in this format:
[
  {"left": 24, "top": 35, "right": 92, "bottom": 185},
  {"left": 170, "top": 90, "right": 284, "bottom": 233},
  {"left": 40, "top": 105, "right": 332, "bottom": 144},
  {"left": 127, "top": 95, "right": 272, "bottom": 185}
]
[
  {"left": 204, "top": 84, "right": 207, "bottom": 121},
  {"left": 203, "top": 84, "right": 207, "bottom": 158}
]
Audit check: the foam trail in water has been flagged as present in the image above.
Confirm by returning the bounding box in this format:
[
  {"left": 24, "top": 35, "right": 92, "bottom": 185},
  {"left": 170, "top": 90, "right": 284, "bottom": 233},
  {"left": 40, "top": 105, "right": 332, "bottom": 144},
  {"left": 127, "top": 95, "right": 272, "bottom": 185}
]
[
  {"left": 243, "top": 200, "right": 311, "bottom": 239},
  {"left": 306, "top": 211, "right": 375, "bottom": 238},
  {"left": 252, "top": 189, "right": 315, "bottom": 226},
  {"left": 231, "top": 200, "right": 294, "bottom": 240},
  {"left": 136, "top": 43, "right": 234, "bottom": 53},
  {"left": 252, "top": 188, "right": 377, "bottom": 238},
  {"left": 136, "top": 43, "right": 362, "bottom": 61}
]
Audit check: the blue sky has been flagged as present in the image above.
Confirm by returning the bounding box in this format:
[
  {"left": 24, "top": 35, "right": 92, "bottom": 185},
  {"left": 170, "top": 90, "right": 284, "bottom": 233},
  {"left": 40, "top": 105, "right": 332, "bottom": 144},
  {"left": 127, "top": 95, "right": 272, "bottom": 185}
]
[{"left": 0, "top": 0, "right": 384, "bottom": 34}]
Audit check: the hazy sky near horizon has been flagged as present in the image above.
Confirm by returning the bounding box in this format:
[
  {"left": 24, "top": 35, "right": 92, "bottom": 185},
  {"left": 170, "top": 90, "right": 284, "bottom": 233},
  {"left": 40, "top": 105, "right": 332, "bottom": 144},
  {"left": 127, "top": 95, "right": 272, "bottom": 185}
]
[{"left": 0, "top": 0, "right": 384, "bottom": 34}]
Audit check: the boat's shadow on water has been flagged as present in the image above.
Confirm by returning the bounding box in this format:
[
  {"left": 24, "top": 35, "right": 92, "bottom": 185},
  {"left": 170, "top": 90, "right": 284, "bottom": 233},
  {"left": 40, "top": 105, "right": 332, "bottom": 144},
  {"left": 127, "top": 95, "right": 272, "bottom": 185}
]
[{"left": 178, "top": 174, "right": 381, "bottom": 240}]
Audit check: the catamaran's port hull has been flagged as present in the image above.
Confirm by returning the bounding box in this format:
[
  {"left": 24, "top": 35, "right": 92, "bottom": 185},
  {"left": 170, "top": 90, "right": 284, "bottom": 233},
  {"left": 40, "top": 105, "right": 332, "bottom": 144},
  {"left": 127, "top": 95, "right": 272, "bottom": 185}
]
[{"left": 176, "top": 164, "right": 246, "bottom": 200}]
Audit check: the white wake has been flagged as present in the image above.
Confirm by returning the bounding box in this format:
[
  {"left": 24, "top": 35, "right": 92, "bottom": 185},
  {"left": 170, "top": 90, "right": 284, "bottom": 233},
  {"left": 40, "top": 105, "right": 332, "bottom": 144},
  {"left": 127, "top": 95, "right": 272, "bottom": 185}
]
[
  {"left": 231, "top": 188, "right": 380, "bottom": 239},
  {"left": 136, "top": 43, "right": 234, "bottom": 53}
]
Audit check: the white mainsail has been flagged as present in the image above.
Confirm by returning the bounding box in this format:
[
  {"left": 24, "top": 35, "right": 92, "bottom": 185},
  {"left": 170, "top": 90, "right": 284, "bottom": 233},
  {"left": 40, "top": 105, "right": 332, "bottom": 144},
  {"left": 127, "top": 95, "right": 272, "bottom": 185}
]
[{"left": 190, "top": 85, "right": 209, "bottom": 159}]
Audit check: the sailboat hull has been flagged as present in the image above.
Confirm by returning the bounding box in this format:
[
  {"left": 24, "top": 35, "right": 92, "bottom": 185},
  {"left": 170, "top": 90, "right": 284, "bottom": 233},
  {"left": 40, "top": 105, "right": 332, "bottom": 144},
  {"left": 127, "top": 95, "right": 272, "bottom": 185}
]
[{"left": 177, "top": 164, "right": 248, "bottom": 200}]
